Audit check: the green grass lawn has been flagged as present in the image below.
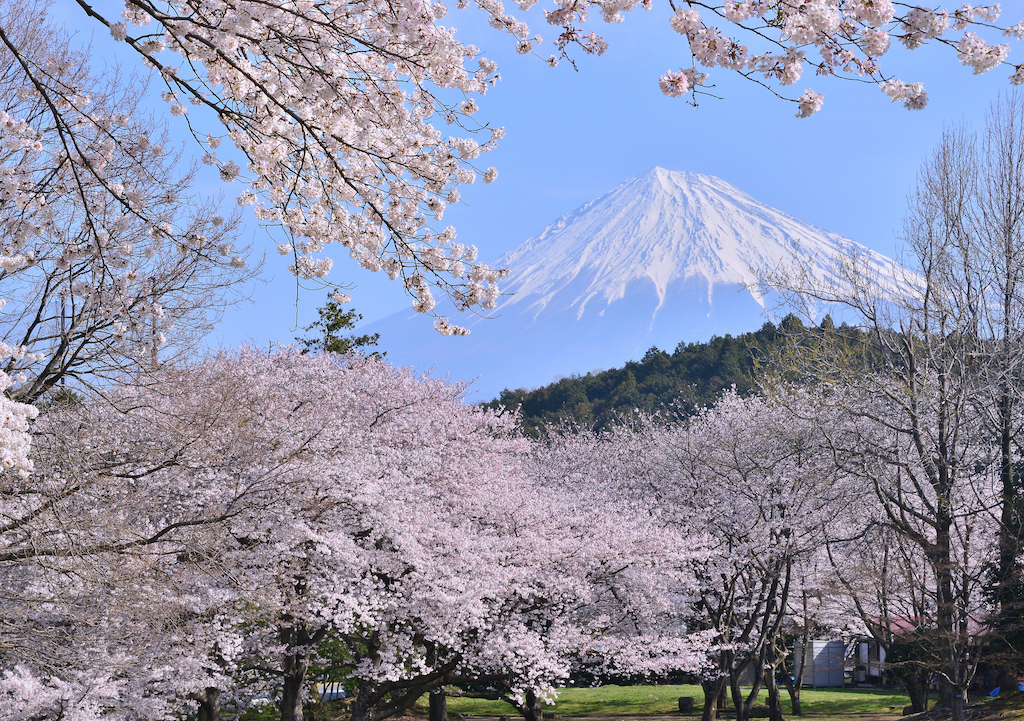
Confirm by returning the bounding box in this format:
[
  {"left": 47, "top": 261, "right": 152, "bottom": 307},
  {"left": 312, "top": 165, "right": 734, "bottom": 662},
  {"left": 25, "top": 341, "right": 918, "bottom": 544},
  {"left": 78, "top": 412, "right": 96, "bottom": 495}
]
[{"left": 417, "top": 685, "right": 911, "bottom": 718}]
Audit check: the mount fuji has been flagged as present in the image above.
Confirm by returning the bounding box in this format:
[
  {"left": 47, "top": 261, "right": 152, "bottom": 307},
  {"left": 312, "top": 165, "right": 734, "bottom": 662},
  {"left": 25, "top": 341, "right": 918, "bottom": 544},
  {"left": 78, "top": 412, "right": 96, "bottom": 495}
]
[{"left": 364, "top": 167, "right": 906, "bottom": 400}]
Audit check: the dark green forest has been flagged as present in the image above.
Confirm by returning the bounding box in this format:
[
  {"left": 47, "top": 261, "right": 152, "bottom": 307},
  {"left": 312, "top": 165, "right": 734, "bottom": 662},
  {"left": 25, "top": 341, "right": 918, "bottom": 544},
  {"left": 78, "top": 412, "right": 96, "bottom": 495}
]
[{"left": 483, "top": 314, "right": 871, "bottom": 437}]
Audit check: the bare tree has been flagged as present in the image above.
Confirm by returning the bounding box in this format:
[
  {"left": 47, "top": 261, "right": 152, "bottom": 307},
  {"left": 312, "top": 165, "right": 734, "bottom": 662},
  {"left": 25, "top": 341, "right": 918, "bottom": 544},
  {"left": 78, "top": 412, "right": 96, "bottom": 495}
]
[
  {"left": 968, "top": 97, "right": 1024, "bottom": 684},
  {"left": 764, "top": 114, "right": 1009, "bottom": 721}
]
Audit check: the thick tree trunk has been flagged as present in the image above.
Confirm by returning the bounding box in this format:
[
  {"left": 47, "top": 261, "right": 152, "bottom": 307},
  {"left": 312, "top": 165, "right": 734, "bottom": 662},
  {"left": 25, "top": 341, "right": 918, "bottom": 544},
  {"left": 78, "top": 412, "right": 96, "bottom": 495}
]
[
  {"left": 520, "top": 689, "right": 545, "bottom": 721},
  {"left": 904, "top": 672, "right": 929, "bottom": 713},
  {"left": 350, "top": 686, "right": 377, "bottom": 721},
  {"left": 194, "top": 687, "right": 222, "bottom": 721},
  {"left": 951, "top": 689, "right": 966, "bottom": 721},
  {"left": 280, "top": 660, "right": 307, "bottom": 721},
  {"left": 349, "top": 660, "right": 457, "bottom": 721},
  {"left": 935, "top": 679, "right": 968, "bottom": 721},
  {"left": 701, "top": 678, "right": 727, "bottom": 721},
  {"left": 905, "top": 680, "right": 923, "bottom": 714},
  {"left": 430, "top": 689, "right": 449, "bottom": 721},
  {"left": 279, "top": 624, "right": 312, "bottom": 721}
]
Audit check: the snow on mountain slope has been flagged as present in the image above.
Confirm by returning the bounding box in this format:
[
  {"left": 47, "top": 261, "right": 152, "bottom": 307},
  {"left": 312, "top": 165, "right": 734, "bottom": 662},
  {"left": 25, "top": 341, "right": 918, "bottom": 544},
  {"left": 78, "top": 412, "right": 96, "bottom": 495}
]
[
  {"left": 364, "top": 167, "right": 908, "bottom": 400},
  {"left": 497, "top": 167, "right": 899, "bottom": 320}
]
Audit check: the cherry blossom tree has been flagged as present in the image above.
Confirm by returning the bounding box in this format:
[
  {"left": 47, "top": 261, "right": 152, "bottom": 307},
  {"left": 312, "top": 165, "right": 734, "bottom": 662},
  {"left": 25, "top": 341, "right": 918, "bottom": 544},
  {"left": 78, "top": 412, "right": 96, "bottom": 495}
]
[
  {"left": 0, "top": 67, "right": 258, "bottom": 404},
  {"left": 0, "top": 349, "right": 314, "bottom": 719},
  {"left": 455, "top": 432, "right": 712, "bottom": 721},
  {"left": 0, "top": 0, "right": 261, "bottom": 477},
  {"left": 654, "top": 392, "right": 855, "bottom": 721},
  {"left": 534, "top": 393, "right": 854, "bottom": 721}
]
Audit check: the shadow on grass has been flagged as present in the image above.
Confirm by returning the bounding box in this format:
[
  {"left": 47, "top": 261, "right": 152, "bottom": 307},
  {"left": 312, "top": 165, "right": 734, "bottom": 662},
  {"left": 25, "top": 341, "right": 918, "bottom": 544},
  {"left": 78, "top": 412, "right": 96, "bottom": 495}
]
[{"left": 431, "top": 685, "right": 911, "bottom": 718}]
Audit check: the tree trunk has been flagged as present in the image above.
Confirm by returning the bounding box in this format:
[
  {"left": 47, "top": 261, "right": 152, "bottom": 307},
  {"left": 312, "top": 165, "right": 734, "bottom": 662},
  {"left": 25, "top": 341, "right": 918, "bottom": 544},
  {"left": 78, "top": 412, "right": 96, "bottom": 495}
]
[
  {"left": 995, "top": 386, "right": 1024, "bottom": 695},
  {"left": 279, "top": 623, "right": 312, "bottom": 721},
  {"left": 743, "top": 655, "right": 767, "bottom": 716},
  {"left": 781, "top": 671, "right": 801, "bottom": 716},
  {"left": 905, "top": 681, "right": 922, "bottom": 714},
  {"left": 784, "top": 597, "right": 809, "bottom": 718},
  {"left": 950, "top": 689, "right": 966, "bottom": 721},
  {"left": 766, "top": 667, "right": 784, "bottom": 721},
  {"left": 933, "top": 505, "right": 968, "bottom": 721},
  {"left": 701, "top": 678, "right": 727, "bottom": 721},
  {"left": 996, "top": 666, "right": 1011, "bottom": 696},
  {"left": 730, "top": 671, "right": 747, "bottom": 721},
  {"left": 905, "top": 679, "right": 923, "bottom": 714},
  {"left": 350, "top": 686, "right": 376, "bottom": 721},
  {"left": 195, "top": 687, "right": 222, "bottom": 721},
  {"left": 281, "top": 663, "right": 306, "bottom": 721},
  {"left": 904, "top": 672, "right": 929, "bottom": 714},
  {"left": 520, "top": 689, "right": 545, "bottom": 721},
  {"left": 430, "top": 689, "right": 449, "bottom": 721}
]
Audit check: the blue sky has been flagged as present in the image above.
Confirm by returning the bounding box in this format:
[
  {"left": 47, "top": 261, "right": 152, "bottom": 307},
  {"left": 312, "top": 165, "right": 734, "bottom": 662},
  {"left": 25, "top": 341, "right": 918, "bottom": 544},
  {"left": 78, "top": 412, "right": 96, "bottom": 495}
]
[{"left": 75, "top": 2, "right": 1018, "bottom": 351}]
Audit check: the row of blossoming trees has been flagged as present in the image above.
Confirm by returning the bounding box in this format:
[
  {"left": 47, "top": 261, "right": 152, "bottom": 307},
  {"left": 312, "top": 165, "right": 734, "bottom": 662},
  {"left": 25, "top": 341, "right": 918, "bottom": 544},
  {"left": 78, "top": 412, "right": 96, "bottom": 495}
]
[
  {"left": 4, "top": 338, "right": 1015, "bottom": 721},
  {"left": 1, "top": 347, "right": 710, "bottom": 720}
]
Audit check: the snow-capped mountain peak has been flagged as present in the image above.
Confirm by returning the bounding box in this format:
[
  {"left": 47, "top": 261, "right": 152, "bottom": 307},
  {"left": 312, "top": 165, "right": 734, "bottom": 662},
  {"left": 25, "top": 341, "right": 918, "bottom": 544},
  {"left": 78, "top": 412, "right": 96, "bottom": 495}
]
[
  {"left": 364, "top": 168, "right": 908, "bottom": 399},
  {"left": 496, "top": 166, "right": 896, "bottom": 321}
]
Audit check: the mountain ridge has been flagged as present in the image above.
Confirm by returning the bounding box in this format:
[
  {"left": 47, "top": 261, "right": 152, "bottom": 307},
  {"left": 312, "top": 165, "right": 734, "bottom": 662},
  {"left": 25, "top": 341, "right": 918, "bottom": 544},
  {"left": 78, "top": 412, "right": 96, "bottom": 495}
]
[{"left": 481, "top": 314, "right": 867, "bottom": 435}]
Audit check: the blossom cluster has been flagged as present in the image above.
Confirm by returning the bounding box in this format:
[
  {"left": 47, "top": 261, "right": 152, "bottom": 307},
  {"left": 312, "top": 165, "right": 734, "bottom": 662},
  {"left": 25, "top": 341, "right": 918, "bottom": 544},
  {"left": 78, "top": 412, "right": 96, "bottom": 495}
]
[
  {"left": 0, "top": 362, "right": 36, "bottom": 477},
  {"left": 98, "top": 0, "right": 512, "bottom": 331},
  {"left": 0, "top": 29, "right": 254, "bottom": 402},
  {"left": 535, "top": 0, "right": 1022, "bottom": 116}
]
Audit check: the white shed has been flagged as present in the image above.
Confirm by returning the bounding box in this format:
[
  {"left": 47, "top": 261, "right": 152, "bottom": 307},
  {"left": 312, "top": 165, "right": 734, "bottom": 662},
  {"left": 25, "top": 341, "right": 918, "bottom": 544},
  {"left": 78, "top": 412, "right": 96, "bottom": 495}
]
[{"left": 793, "top": 640, "right": 846, "bottom": 688}]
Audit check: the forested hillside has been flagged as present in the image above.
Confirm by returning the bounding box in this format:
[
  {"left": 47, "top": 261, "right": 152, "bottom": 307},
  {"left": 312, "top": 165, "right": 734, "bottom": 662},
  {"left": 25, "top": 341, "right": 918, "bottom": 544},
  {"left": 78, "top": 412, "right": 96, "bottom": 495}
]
[{"left": 483, "top": 314, "right": 867, "bottom": 436}]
